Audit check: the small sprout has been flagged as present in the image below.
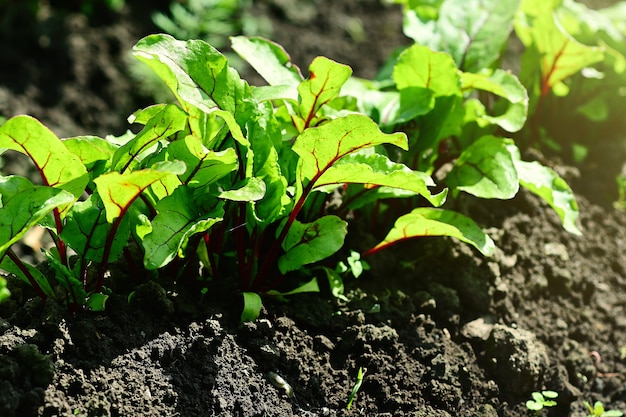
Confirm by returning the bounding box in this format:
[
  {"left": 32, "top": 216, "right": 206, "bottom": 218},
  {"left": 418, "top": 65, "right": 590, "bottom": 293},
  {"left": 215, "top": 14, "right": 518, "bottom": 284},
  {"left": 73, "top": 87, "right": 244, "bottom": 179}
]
[
  {"left": 584, "top": 400, "right": 624, "bottom": 417},
  {"left": 526, "top": 391, "right": 558, "bottom": 415},
  {"left": 347, "top": 367, "right": 366, "bottom": 410},
  {"left": 267, "top": 371, "right": 294, "bottom": 398}
]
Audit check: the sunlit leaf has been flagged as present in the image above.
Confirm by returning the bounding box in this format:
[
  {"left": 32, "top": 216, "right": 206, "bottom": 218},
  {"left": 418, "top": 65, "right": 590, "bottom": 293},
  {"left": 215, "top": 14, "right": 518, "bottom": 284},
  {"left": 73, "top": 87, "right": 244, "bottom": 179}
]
[
  {"left": 446, "top": 135, "right": 519, "bottom": 199},
  {"left": 507, "top": 144, "right": 581, "bottom": 235},
  {"left": 0, "top": 115, "right": 88, "bottom": 200},
  {"left": 365, "top": 207, "right": 495, "bottom": 256}
]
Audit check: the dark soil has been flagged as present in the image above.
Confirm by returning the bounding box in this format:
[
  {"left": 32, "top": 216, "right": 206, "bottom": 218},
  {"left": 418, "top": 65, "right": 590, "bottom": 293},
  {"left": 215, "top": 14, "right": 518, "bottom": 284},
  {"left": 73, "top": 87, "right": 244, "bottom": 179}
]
[{"left": 2, "top": 1, "right": 626, "bottom": 416}]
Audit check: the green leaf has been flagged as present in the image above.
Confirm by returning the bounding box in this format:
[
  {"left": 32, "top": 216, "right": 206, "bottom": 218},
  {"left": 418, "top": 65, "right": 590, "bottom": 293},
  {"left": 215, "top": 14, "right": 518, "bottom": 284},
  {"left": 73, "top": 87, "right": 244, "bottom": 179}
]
[
  {"left": 142, "top": 187, "right": 223, "bottom": 270},
  {"left": 526, "top": 400, "right": 543, "bottom": 411},
  {"left": 516, "top": 0, "right": 604, "bottom": 98},
  {"left": 0, "top": 276, "right": 10, "bottom": 303},
  {"left": 314, "top": 152, "right": 447, "bottom": 206},
  {"left": 111, "top": 104, "right": 189, "bottom": 173},
  {"left": 367, "top": 208, "right": 495, "bottom": 256},
  {"left": 133, "top": 34, "right": 253, "bottom": 117},
  {"left": 278, "top": 216, "right": 348, "bottom": 274},
  {"left": 433, "top": 0, "right": 521, "bottom": 72},
  {"left": 60, "top": 195, "right": 130, "bottom": 263},
  {"left": 94, "top": 161, "right": 186, "bottom": 224},
  {"left": 507, "top": 144, "right": 581, "bottom": 235},
  {"left": 241, "top": 292, "right": 262, "bottom": 323},
  {"left": 164, "top": 136, "right": 238, "bottom": 187},
  {"left": 218, "top": 177, "right": 266, "bottom": 202},
  {"left": 393, "top": 44, "right": 460, "bottom": 96},
  {"left": 0, "top": 255, "right": 55, "bottom": 298},
  {"left": 293, "top": 114, "right": 408, "bottom": 191},
  {"left": 62, "top": 135, "right": 118, "bottom": 172},
  {"left": 341, "top": 78, "right": 435, "bottom": 127},
  {"left": 0, "top": 115, "right": 88, "bottom": 200},
  {"left": 446, "top": 135, "right": 519, "bottom": 199},
  {"left": 0, "top": 177, "right": 75, "bottom": 256},
  {"left": 230, "top": 36, "right": 303, "bottom": 96},
  {"left": 293, "top": 57, "right": 353, "bottom": 131},
  {"left": 85, "top": 293, "right": 109, "bottom": 312},
  {"left": 461, "top": 69, "right": 529, "bottom": 132},
  {"left": 316, "top": 267, "right": 347, "bottom": 301}
]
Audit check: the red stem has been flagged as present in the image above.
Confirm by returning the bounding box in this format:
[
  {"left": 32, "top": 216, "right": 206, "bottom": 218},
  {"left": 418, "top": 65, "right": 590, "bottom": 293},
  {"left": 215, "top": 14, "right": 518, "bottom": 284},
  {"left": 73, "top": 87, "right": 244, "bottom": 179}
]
[{"left": 5, "top": 249, "right": 47, "bottom": 300}]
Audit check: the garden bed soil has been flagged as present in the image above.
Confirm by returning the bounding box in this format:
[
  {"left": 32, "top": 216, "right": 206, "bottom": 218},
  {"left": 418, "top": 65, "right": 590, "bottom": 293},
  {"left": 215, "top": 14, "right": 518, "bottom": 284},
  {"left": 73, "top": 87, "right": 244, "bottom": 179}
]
[{"left": 2, "top": 1, "right": 626, "bottom": 416}]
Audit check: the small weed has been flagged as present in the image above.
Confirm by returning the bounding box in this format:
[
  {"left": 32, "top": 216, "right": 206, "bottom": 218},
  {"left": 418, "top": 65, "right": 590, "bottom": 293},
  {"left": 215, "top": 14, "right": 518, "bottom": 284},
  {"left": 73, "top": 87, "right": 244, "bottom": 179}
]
[
  {"left": 526, "top": 390, "right": 558, "bottom": 415},
  {"left": 584, "top": 401, "right": 623, "bottom": 417},
  {"left": 347, "top": 367, "right": 366, "bottom": 410}
]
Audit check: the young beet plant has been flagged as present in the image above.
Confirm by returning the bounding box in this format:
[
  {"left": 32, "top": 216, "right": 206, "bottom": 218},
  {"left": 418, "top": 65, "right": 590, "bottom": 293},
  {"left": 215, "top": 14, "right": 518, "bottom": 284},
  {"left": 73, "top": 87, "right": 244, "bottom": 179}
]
[{"left": 0, "top": 29, "right": 579, "bottom": 318}]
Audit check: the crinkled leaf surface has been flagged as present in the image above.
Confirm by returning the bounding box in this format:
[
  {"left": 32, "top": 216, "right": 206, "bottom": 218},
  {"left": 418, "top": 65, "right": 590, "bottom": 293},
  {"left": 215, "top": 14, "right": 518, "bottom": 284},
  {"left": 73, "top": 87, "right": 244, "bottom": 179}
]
[
  {"left": 0, "top": 176, "right": 75, "bottom": 256},
  {"left": 94, "top": 161, "right": 186, "bottom": 223},
  {"left": 367, "top": 207, "right": 495, "bottom": 256},
  {"left": 461, "top": 69, "right": 528, "bottom": 132},
  {"left": 314, "top": 152, "right": 447, "bottom": 207},
  {"left": 133, "top": 34, "right": 253, "bottom": 118},
  {"left": 293, "top": 114, "right": 407, "bottom": 190},
  {"left": 278, "top": 215, "right": 347, "bottom": 274},
  {"left": 0, "top": 115, "right": 88, "bottom": 199},
  {"left": 293, "top": 57, "right": 353, "bottom": 132},
  {"left": 446, "top": 135, "right": 519, "bottom": 199},
  {"left": 420, "top": 0, "right": 521, "bottom": 72},
  {"left": 507, "top": 144, "right": 581, "bottom": 235},
  {"left": 142, "top": 187, "right": 224, "bottom": 270}
]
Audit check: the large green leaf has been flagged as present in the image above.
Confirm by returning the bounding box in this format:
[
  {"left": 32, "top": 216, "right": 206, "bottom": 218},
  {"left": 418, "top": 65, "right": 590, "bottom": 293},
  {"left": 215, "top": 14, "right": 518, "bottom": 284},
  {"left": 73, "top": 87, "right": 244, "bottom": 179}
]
[
  {"left": 314, "top": 152, "right": 447, "bottom": 207},
  {"left": 366, "top": 208, "right": 495, "bottom": 256},
  {"left": 446, "top": 135, "right": 519, "bottom": 199},
  {"left": 393, "top": 44, "right": 460, "bottom": 96},
  {"left": 142, "top": 187, "right": 224, "bottom": 270},
  {"left": 93, "top": 161, "right": 186, "bottom": 224},
  {"left": 133, "top": 34, "right": 254, "bottom": 120},
  {"left": 278, "top": 215, "right": 347, "bottom": 274},
  {"left": 393, "top": 45, "right": 464, "bottom": 171},
  {"left": 507, "top": 144, "right": 581, "bottom": 235},
  {"left": 0, "top": 116, "right": 88, "bottom": 199},
  {"left": 293, "top": 114, "right": 407, "bottom": 191},
  {"left": 111, "top": 104, "right": 189, "bottom": 173},
  {"left": 293, "top": 57, "right": 353, "bottom": 132},
  {"left": 0, "top": 176, "right": 75, "bottom": 256}
]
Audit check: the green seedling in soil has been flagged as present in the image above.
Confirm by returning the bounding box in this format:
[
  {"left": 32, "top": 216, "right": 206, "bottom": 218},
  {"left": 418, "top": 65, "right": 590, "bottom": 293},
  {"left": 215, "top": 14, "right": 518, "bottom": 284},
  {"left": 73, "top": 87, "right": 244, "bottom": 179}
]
[
  {"left": 347, "top": 366, "right": 366, "bottom": 410},
  {"left": 526, "top": 390, "right": 558, "bottom": 415},
  {"left": 584, "top": 401, "right": 624, "bottom": 417},
  {"left": 0, "top": 14, "right": 583, "bottom": 317}
]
